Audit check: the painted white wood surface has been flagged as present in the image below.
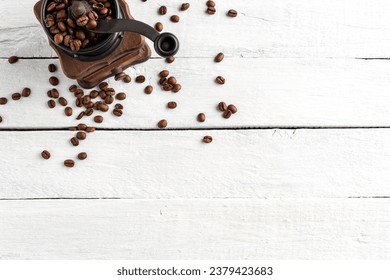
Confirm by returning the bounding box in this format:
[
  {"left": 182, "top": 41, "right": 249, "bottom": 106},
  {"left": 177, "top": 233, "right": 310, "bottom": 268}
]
[
  {"left": 3, "top": 58, "right": 390, "bottom": 128},
  {"left": 1, "top": 129, "right": 390, "bottom": 199},
  {"left": 2, "top": 0, "right": 390, "bottom": 58},
  {"left": 1, "top": 198, "right": 389, "bottom": 259}
]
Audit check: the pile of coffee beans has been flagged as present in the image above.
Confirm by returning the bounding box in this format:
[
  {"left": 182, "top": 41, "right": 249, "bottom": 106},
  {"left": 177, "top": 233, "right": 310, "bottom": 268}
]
[
  {"left": 158, "top": 70, "right": 182, "bottom": 94},
  {"left": 44, "top": 0, "right": 114, "bottom": 52},
  {"left": 218, "top": 102, "right": 238, "bottom": 119},
  {"left": 206, "top": 1, "right": 238, "bottom": 17}
]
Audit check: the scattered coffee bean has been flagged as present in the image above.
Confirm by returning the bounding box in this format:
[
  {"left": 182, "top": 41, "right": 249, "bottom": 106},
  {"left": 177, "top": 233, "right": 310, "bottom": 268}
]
[
  {"left": 99, "top": 82, "right": 108, "bottom": 90},
  {"left": 159, "top": 77, "right": 167, "bottom": 85},
  {"left": 227, "top": 9, "right": 238, "bottom": 17},
  {"left": 54, "top": 33, "right": 64, "bottom": 44},
  {"left": 59, "top": 97, "right": 68, "bottom": 106},
  {"left": 181, "top": 3, "right": 190, "bottom": 11},
  {"left": 155, "top": 22, "right": 163, "bottom": 32},
  {"left": 76, "top": 131, "right": 87, "bottom": 140},
  {"left": 115, "top": 104, "right": 123, "bottom": 110},
  {"left": 115, "top": 72, "right": 126, "bottom": 81},
  {"left": 113, "top": 108, "right": 123, "bottom": 117},
  {"left": 69, "top": 85, "right": 77, "bottom": 93},
  {"left": 99, "top": 103, "right": 109, "bottom": 112},
  {"left": 227, "top": 104, "right": 238, "bottom": 114},
  {"left": 48, "top": 64, "right": 57, "bottom": 72},
  {"left": 159, "top": 6, "right": 167, "bottom": 15},
  {"left": 85, "top": 108, "right": 94, "bottom": 116},
  {"left": 65, "top": 107, "right": 73, "bottom": 116},
  {"left": 197, "top": 113, "right": 206, "bottom": 122},
  {"left": 216, "top": 76, "right": 225, "bottom": 85},
  {"left": 123, "top": 75, "right": 131, "bottom": 83},
  {"left": 105, "top": 95, "right": 114, "bottom": 104},
  {"left": 78, "top": 152, "right": 88, "bottom": 160},
  {"left": 218, "top": 102, "right": 227, "bottom": 112},
  {"left": 223, "top": 110, "right": 232, "bottom": 119},
  {"left": 8, "top": 56, "right": 19, "bottom": 64},
  {"left": 77, "top": 123, "right": 87, "bottom": 131},
  {"left": 167, "top": 101, "right": 177, "bottom": 109},
  {"left": 171, "top": 15, "right": 180, "bottom": 23},
  {"left": 64, "top": 159, "right": 75, "bottom": 168},
  {"left": 159, "top": 70, "right": 169, "bottom": 78},
  {"left": 215, "top": 52, "right": 224, "bottom": 63},
  {"left": 168, "top": 77, "right": 177, "bottom": 85},
  {"left": 49, "top": 76, "right": 59, "bottom": 86},
  {"left": 94, "top": 115, "right": 104, "bottom": 123},
  {"left": 70, "top": 137, "right": 79, "bottom": 146},
  {"left": 203, "top": 136, "right": 213, "bottom": 144},
  {"left": 50, "top": 88, "right": 59, "bottom": 99},
  {"left": 76, "top": 111, "right": 85, "bottom": 120},
  {"left": 207, "top": 7, "right": 216, "bottom": 14},
  {"left": 172, "top": 84, "right": 182, "bottom": 93},
  {"left": 21, "top": 88, "right": 31, "bottom": 98},
  {"left": 163, "top": 83, "right": 173, "bottom": 91},
  {"left": 136, "top": 75, "right": 146, "bottom": 83},
  {"left": 86, "top": 127, "right": 96, "bottom": 133},
  {"left": 166, "top": 56, "right": 175, "bottom": 63},
  {"left": 90, "top": 90, "right": 99, "bottom": 99},
  {"left": 206, "top": 0, "right": 215, "bottom": 7},
  {"left": 144, "top": 86, "right": 153, "bottom": 94},
  {"left": 48, "top": 99, "right": 56, "bottom": 108},
  {"left": 0, "top": 97, "right": 8, "bottom": 105},
  {"left": 116, "top": 92, "right": 126, "bottom": 100},
  {"left": 41, "top": 150, "right": 51, "bottom": 160},
  {"left": 12, "top": 93, "right": 21, "bottom": 101},
  {"left": 158, "top": 119, "right": 168, "bottom": 129}
]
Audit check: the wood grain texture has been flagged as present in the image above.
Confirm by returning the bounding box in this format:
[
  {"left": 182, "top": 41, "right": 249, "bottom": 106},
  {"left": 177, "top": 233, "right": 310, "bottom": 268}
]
[
  {"left": 2, "top": 0, "right": 390, "bottom": 58},
  {"left": 1, "top": 198, "right": 389, "bottom": 259},
  {"left": 1, "top": 129, "right": 390, "bottom": 199},
  {"left": 2, "top": 58, "right": 390, "bottom": 128}
]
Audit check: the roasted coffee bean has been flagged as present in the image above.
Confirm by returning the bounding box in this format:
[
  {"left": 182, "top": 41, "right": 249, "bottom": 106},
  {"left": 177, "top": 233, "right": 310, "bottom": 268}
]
[
  {"left": 168, "top": 77, "right": 177, "bottom": 85},
  {"left": 58, "top": 21, "right": 67, "bottom": 32},
  {"left": 85, "top": 108, "right": 94, "bottom": 116},
  {"left": 76, "top": 131, "right": 87, "bottom": 140},
  {"left": 65, "top": 106, "right": 73, "bottom": 116},
  {"left": 216, "top": 76, "right": 225, "bottom": 85},
  {"left": 41, "top": 150, "right": 51, "bottom": 160},
  {"left": 48, "top": 99, "right": 56, "bottom": 108},
  {"left": 123, "top": 75, "right": 131, "bottom": 83},
  {"left": 21, "top": 88, "right": 31, "bottom": 97},
  {"left": 86, "top": 127, "right": 95, "bottom": 133},
  {"left": 159, "top": 77, "right": 167, "bottom": 85},
  {"left": 223, "top": 110, "right": 232, "bottom": 119},
  {"left": 50, "top": 88, "right": 59, "bottom": 99},
  {"left": 78, "top": 152, "right": 88, "bottom": 160},
  {"left": 64, "top": 159, "right": 75, "bottom": 168},
  {"left": 12, "top": 93, "right": 21, "bottom": 101},
  {"left": 99, "top": 82, "right": 108, "bottom": 90},
  {"left": 48, "top": 64, "right": 57, "bottom": 72},
  {"left": 144, "top": 86, "right": 153, "bottom": 94},
  {"left": 69, "top": 84, "right": 78, "bottom": 92},
  {"left": 83, "top": 95, "right": 91, "bottom": 105},
  {"left": 159, "top": 70, "right": 169, "bottom": 78},
  {"left": 155, "top": 22, "right": 163, "bottom": 32},
  {"left": 172, "top": 84, "right": 182, "bottom": 93},
  {"left": 70, "top": 39, "right": 82, "bottom": 52},
  {"left": 218, "top": 101, "right": 227, "bottom": 112},
  {"left": 90, "top": 90, "right": 99, "bottom": 99},
  {"left": 0, "top": 97, "right": 8, "bottom": 105},
  {"left": 166, "top": 56, "right": 175, "bottom": 63},
  {"left": 85, "top": 101, "right": 94, "bottom": 109},
  {"left": 88, "top": 11, "right": 99, "bottom": 21},
  {"left": 136, "top": 75, "right": 146, "bottom": 83},
  {"left": 70, "top": 137, "right": 79, "bottom": 146},
  {"left": 75, "top": 30, "right": 86, "bottom": 41},
  {"left": 76, "top": 15, "right": 89, "bottom": 27},
  {"left": 227, "top": 9, "right": 238, "bottom": 17},
  {"left": 114, "top": 72, "right": 126, "bottom": 81},
  {"left": 163, "top": 83, "right": 174, "bottom": 91},
  {"left": 8, "top": 56, "right": 18, "bottom": 64},
  {"left": 76, "top": 97, "right": 82, "bottom": 107},
  {"left": 94, "top": 115, "right": 104, "bottom": 123},
  {"left": 215, "top": 52, "right": 224, "bottom": 63},
  {"left": 167, "top": 101, "right": 177, "bottom": 109},
  {"left": 74, "top": 89, "right": 84, "bottom": 98},
  {"left": 47, "top": 90, "right": 53, "bottom": 98},
  {"left": 49, "top": 76, "right": 59, "bottom": 86},
  {"left": 58, "top": 97, "right": 68, "bottom": 106},
  {"left": 203, "top": 136, "right": 213, "bottom": 144},
  {"left": 99, "top": 91, "right": 107, "bottom": 99},
  {"left": 181, "top": 3, "right": 190, "bottom": 11},
  {"left": 99, "top": 103, "right": 109, "bottom": 112},
  {"left": 106, "top": 87, "right": 115, "bottom": 96},
  {"left": 171, "top": 15, "right": 180, "bottom": 23},
  {"left": 115, "top": 104, "right": 124, "bottom": 110},
  {"left": 77, "top": 123, "right": 87, "bottom": 131},
  {"left": 197, "top": 113, "right": 206, "bottom": 122},
  {"left": 207, "top": 7, "right": 216, "bottom": 14},
  {"left": 54, "top": 33, "right": 64, "bottom": 44},
  {"left": 116, "top": 92, "right": 126, "bottom": 100},
  {"left": 46, "top": 1, "right": 56, "bottom": 12},
  {"left": 105, "top": 95, "right": 114, "bottom": 104},
  {"left": 206, "top": 0, "right": 215, "bottom": 7},
  {"left": 159, "top": 6, "right": 167, "bottom": 15},
  {"left": 157, "top": 119, "right": 168, "bottom": 129},
  {"left": 63, "top": 35, "right": 72, "bottom": 46},
  {"left": 45, "top": 15, "right": 55, "bottom": 28},
  {"left": 86, "top": 19, "right": 98, "bottom": 29},
  {"left": 227, "top": 104, "right": 238, "bottom": 114},
  {"left": 113, "top": 108, "right": 123, "bottom": 117},
  {"left": 76, "top": 111, "right": 85, "bottom": 120}
]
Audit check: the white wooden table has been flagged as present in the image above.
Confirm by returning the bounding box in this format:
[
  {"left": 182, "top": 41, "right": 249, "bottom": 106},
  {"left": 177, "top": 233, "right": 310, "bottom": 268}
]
[{"left": 1, "top": 0, "right": 390, "bottom": 259}]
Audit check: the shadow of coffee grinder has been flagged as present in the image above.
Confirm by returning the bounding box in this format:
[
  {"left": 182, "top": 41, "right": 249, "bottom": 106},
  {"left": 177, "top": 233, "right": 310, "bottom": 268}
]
[{"left": 34, "top": 0, "right": 179, "bottom": 88}]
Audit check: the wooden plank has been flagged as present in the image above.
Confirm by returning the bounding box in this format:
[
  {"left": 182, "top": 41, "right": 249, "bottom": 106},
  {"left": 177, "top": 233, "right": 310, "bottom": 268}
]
[
  {"left": 2, "top": 58, "right": 390, "bottom": 128},
  {"left": 1, "top": 198, "right": 389, "bottom": 259},
  {"left": 1, "top": 129, "right": 390, "bottom": 199},
  {"left": 2, "top": 0, "right": 390, "bottom": 58}
]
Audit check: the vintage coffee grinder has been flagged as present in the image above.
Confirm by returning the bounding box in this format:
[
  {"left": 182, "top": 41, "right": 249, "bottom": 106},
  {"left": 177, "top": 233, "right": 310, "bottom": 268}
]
[{"left": 34, "top": 0, "right": 179, "bottom": 88}]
